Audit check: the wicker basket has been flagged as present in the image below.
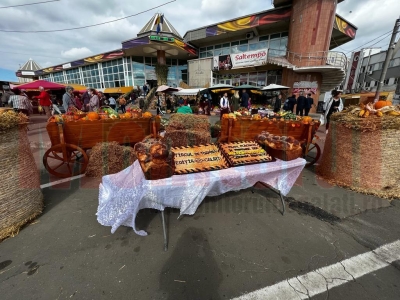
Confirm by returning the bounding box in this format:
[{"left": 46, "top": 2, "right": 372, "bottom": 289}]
[
  {"left": 0, "top": 125, "right": 43, "bottom": 240},
  {"left": 266, "top": 146, "right": 303, "bottom": 161}
]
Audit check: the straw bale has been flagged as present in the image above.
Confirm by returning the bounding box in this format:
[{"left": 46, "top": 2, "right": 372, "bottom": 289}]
[
  {"left": 330, "top": 105, "right": 400, "bottom": 131},
  {"left": 0, "top": 126, "right": 43, "bottom": 241},
  {"left": 167, "top": 114, "right": 210, "bottom": 132},
  {"left": 164, "top": 130, "right": 211, "bottom": 148},
  {"left": 316, "top": 120, "right": 400, "bottom": 199},
  {"left": 86, "top": 142, "right": 137, "bottom": 177}
]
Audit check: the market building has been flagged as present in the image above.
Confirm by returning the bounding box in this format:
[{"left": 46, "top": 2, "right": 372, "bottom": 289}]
[
  {"left": 16, "top": 0, "right": 357, "bottom": 108},
  {"left": 343, "top": 48, "right": 400, "bottom": 103}
]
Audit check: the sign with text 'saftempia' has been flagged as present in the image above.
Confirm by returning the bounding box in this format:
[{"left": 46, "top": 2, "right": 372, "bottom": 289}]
[{"left": 213, "top": 49, "right": 268, "bottom": 71}]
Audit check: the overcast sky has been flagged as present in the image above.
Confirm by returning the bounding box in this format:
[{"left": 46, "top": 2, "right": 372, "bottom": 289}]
[{"left": 0, "top": 0, "right": 399, "bottom": 80}]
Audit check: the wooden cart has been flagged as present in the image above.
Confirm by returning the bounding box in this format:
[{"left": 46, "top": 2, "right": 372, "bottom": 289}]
[
  {"left": 218, "top": 118, "right": 321, "bottom": 166},
  {"left": 44, "top": 118, "right": 160, "bottom": 178}
]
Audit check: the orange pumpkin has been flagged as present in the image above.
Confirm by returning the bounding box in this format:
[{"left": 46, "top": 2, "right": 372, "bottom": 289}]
[
  {"left": 302, "top": 116, "right": 313, "bottom": 123},
  {"left": 124, "top": 112, "right": 132, "bottom": 119},
  {"left": 375, "top": 100, "right": 392, "bottom": 109},
  {"left": 143, "top": 112, "right": 152, "bottom": 118},
  {"left": 87, "top": 112, "right": 99, "bottom": 121}
]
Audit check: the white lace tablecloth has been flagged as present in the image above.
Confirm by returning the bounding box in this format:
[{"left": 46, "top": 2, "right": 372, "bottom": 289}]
[{"left": 97, "top": 158, "right": 306, "bottom": 236}]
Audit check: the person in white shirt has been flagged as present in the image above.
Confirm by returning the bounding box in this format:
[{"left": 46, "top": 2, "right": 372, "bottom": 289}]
[
  {"left": 108, "top": 96, "right": 116, "bottom": 110},
  {"left": 219, "top": 92, "right": 230, "bottom": 120}
]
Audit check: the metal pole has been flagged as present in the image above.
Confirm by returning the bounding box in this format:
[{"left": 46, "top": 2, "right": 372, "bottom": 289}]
[{"left": 374, "top": 18, "right": 400, "bottom": 102}]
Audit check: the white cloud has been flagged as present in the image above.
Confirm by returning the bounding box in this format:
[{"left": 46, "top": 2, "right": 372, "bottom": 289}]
[
  {"left": 0, "top": 0, "right": 397, "bottom": 71},
  {"left": 61, "top": 47, "right": 93, "bottom": 59}
]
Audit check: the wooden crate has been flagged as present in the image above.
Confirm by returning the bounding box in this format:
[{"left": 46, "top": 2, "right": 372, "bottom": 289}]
[
  {"left": 219, "top": 118, "right": 314, "bottom": 143},
  {"left": 46, "top": 118, "right": 160, "bottom": 149}
]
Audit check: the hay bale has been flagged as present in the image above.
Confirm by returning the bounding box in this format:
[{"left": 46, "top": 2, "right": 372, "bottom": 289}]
[
  {"left": 0, "top": 126, "right": 43, "bottom": 241},
  {"left": 164, "top": 130, "right": 211, "bottom": 148},
  {"left": 167, "top": 114, "right": 210, "bottom": 132},
  {"left": 86, "top": 142, "right": 137, "bottom": 177},
  {"left": 316, "top": 120, "right": 400, "bottom": 199}
]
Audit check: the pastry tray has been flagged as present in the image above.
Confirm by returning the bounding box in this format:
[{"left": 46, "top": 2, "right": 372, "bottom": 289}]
[
  {"left": 171, "top": 144, "right": 230, "bottom": 175},
  {"left": 218, "top": 141, "right": 276, "bottom": 167}
]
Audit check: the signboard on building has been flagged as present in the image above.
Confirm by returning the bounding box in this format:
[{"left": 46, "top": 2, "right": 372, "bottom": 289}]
[
  {"left": 189, "top": 58, "right": 212, "bottom": 87},
  {"left": 149, "top": 35, "right": 175, "bottom": 42},
  {"left": 346, "top": 51, "right": 360, "bottom": 91},
  {"left": 293, "top": 81, "right": 319, "bottom": 94},
  {"left": 62, "top": 63, "right": 72, "bottom": 69},
  {"left": 21, "top": 71, "right": 35, "bottom": 76},
  {"left": 213, "top": 49, "right": 268, "bottom": 71}
]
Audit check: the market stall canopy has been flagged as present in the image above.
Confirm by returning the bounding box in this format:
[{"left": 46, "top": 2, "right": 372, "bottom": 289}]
[
  {"left": 261, "top": 84, "right": 290, "bottom": 91},
  {"left": 104, "top": 87, "right": 134, "bottom": 94},
  {"left": 63, "top": 83, "right": 88, "bottom": 91},
  {"left": 232, "top": 84, "right": 260, "bottom": 90},
  {"left": 208, "top": 84, "right": 234, "bottom": 90},
  {"left": 156, "top": 85, "right": 180, "bottom": 93},
  {"left": 15, "top": 80, "right": 65, "bottom": 90},
  {"left": 173, "top": 88, "right": 206, "bottom": 96}
]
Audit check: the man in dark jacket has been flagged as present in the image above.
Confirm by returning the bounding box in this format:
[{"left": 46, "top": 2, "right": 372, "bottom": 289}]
[
  {"left": 296, "top": 92, "right": 307, "bottom": 116},
  {"left": 241, "top": 89, "right": 249, "bottom": 108},
  {"left": 81, "top": 88, "right": 91, "bottom": 112},
  {"left": 304, "top": 93, "right": 314, "bottom": 116}
]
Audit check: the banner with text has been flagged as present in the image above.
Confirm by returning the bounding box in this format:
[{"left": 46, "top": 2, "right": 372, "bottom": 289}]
[{"left": 213, "top": 49, "right": 268, "bottom": 71}]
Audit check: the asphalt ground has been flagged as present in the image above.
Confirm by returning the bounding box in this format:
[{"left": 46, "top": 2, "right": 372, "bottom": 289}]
[{"left": 1, "top": 114, "right": 399, "bottom": 299}]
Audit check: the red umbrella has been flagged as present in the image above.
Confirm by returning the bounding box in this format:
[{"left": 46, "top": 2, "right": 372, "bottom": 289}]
[{"left": 15, "top": 80, "right": 66, "bottom": 90}]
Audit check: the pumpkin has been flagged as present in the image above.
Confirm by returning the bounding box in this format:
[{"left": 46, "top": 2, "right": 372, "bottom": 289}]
[
  {"left": 143, "top": 112, "right": 152, "bottom": 118},
  {"left": 87, "top": 112, "right": 99, "bottom": 121},
  {"left": 374, "top": 100, "right": 392, "bottom": 110},
  {"left": 302, "top": 116, "right": 312, "bottom": 123},
  {"left": 124, "top": 112, "right": 132, "bottom": 119}
]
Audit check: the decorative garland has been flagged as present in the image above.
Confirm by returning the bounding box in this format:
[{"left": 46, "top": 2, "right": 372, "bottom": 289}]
[{"left": 155, "top": 63, "right": 168, "bottom": 85}]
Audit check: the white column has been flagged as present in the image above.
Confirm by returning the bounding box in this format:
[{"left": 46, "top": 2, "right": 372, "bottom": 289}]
[{"left": 98, "top": 62, "right": 105, "bottom": 90}]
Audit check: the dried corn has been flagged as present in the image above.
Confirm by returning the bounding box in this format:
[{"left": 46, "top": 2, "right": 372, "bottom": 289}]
[
  {"left": 359, "top": 110, "right": 366, "bottom": 117},
  {"left": 377, "top": 111, "right": 383, "bottom": 117},
  {"left": 363, "top": 111, "right": 370, "bottom": 118}
]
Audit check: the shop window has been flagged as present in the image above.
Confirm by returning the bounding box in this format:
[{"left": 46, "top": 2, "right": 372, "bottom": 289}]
[
  {"left": 257, "top": 72, "right": 267, "bottom": 86},
  {"left": 199, "top": 52, "right": 207, "bottom": 58},
  {"left": 200, "top": 47, "right": 206, "bottom": 52},
  {"left": 214, "top": 44, "right": 222, "bottom": 49},
  {"left": 132, "top": 56, "right": 143, "bottom": 63},
  {"left": 237, "top": 44, "right": 248, "bottom": 52},
  {"left": 270, "top": 33, "right": 281, "bottom": 39},
  {"left": 239, "top": 40, "right": 248, "bottom": 45},
  {"left": 206, "top": 46, "right": 214, "bottom": 51},
  {"left": 231, "top": 41, "right": 240, "bottom": 46},
  {"left": 249, "top": 43, "right": 259, "bottom": 51},
  {"left": 248, "top": 72, "right": 257, "bottom": 86},
  {"left": 259, "top": 35, "right": 269, "bottom": 41},
  {"left": 144, "top": 57, "right": 152, "bottom": 65},
  {"left": 281, "top": 32, "right": 289, "bottom": 37},
  {"left": 240, "top": 73, "right": 248, "bottom": 84}
]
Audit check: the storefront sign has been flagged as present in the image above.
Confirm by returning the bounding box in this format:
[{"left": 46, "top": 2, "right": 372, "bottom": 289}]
[
  {"left": 149, "top": 35, "right": 175, "bottom": 42},
  {"left": 21, "top": 71, "right": 35, "bottom": 76},
  {"left": 293, "top": 81, "right": 318, "bottom": 94},
  {"left": 63, "top": 63, "right": 72, "bottom": 69},
  {"left": 346, "top": 51, "right": 360, "bottom": 91},
  {"left": 213, "top": 49, "right": 268, "bottom": 71}
]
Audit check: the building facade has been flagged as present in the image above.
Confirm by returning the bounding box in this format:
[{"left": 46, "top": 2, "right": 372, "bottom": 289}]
[{"left": 16, "top": 0, "right": 357, "bottom": 106}]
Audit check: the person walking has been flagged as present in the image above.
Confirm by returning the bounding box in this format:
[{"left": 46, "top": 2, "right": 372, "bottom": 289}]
[
  {"left": 118, "top": 96, "right": 126, "bottom": 113},
  {"left": 304, "top": 93, "right": 314, "bottom": 116},
  {"left": 273, "top": 93, "right": 283, "bottom": 113},
  {"left": 51, "top": 94, "right": 62, "bottom": 115},
  {"left": 1, "top": 87, "right": 14, "bottom": 107},
  {"left": 81, "top": 88, "right": 91, "bottom": 112},
  {"left": 62, "top": 86, "right": 76, "bottom": 112},
  {"left": 88, "top": 89, "right": 100, "bottom": 112},
  {"left": 143, "top": 84, "right": 148, "bottom": 97},
  {"left": 240, "top": 89, "right": 249, "bottom": 108},
  {"left": 323, "top": 90, "right": 344, "bottom": 134},
  {"left": 108, "top": 95, "right": 116, "bottom": 110},
  {"left": 36, "top": 86, "right": 52, "bottom": 118},
  {"left": 219, "top": 92, "right": 230, "bottom": 120},
  {"left": 8, "top": 89, "right": 33, "bottom": 115},
  {"left": 176, "top": 99, "right": 192, "bottom": 114},
  {"left": 231, "top": 90, "right": 240, "bottom": 112},
  {"left": 296, "top": 92, "right": 306, "bottom": 116}
]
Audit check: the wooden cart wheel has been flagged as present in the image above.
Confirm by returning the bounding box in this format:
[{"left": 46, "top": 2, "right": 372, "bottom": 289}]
[
  {"left": 304, "top": 142, "right": 321, "bottom": 167},
  {"left": 43, "top": 144, "right": 88, "bottom": 178}
]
